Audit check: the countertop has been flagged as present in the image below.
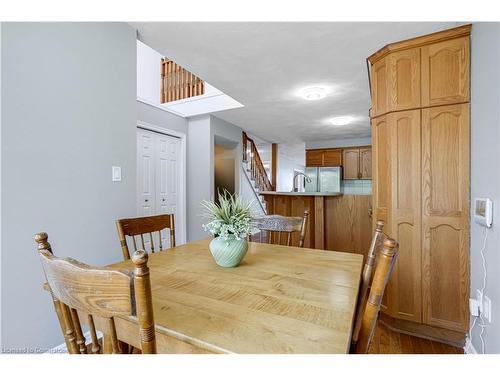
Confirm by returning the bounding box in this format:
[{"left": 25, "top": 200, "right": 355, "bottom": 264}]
[{"left": 259, "top": 191, "right": 343, "bottom": 196}]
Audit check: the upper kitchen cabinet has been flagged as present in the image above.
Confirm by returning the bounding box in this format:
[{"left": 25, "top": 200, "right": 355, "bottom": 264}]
[
  {"left": 343, "top": 149, "right": 360, "bottom": 179},
  {"left": 305, "top": 149, "right": 324, "bottom": 167},
  {"left": 368, "top": 24, "right": 471, "bottom": 116},
  {"left": 323, "top": 149, "right": 342, "bottom": 166},
  {"left": 387, "top": 48, "right": 421, "bottom": 111},
  {"left": 421, "top": 36, "right": 470, "bottom": 107},
  {"left": 370, "top": 59, "right": 388, "bottom": 117},
  {"left": 343, "top": 147, "right": 372, "bottom": 180},
  {"left": 306, "top": 149, "right": 342, "bottom": 167},
  {"left": 359, "top": 148, "right": 372, "bottom": 179}
]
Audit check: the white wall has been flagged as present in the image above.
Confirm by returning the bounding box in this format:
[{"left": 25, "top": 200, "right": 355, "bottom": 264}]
[
  {"left": 187, "top": 115, "right": 212, "bottom": 241},
  {"left": 306, "top": 136, "right": 371, "bottom": 149},
  {"left": 276, "top": 143, "right": 306, "bottom": 192},
  {"left": 137, "top": 101, "right": 188, "bottom": 134},
  {"left": 137, "top": 40, "right": 163, "bottom": 105},
  {"left": 469, "top": 22, "right": 500, "bottom": 354},
  {"left": 1, "top": 23, "right": 137, "bottom": 351},
  {"left": 186, "top": 115, "right": 245, "bottom": 241}
]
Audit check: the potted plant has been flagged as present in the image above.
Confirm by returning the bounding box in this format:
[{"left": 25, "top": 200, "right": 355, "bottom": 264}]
[{"left": 201, "top": 191, "right": 255, "bottom": 267}]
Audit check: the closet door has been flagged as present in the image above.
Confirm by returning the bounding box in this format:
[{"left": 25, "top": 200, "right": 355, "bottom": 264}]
[
  {"left": 421, "top": 104, "right": 469, "bottom": 332},
  {"left": 155, "top": 133, "right": 181, "bottom": 247},
  {"left": 387, "top": 109, "right": 422, "bottom": 323},
  {"left": 137, "top": 129, "right": 156, "bottom": 216}
]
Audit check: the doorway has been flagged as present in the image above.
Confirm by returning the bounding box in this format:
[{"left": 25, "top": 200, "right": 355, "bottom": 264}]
[
  {"left": 214, "top": 137, "right": 238, "bottom": 203},
  {"left": 137, "top": 126, "right": 184, "bottom": 246}
]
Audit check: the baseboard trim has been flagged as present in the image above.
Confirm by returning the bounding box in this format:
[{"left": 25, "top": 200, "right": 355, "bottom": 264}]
[
  {"left": 379, "top": 313, "right": 466, "bottom": 348},
  {"left": 464, "top": 339, "right": 478, "bottom": 354}
]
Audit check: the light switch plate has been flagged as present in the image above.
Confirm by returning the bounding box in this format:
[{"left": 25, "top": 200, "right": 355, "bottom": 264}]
[{"left": 112, "top": 166, "right": 122, "bottom": 182}]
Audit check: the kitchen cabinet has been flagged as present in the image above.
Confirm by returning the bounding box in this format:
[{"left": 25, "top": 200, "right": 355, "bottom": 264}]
[
  {"left": 323, "top": 149, "right": 342, "bottom": 166},
  {"left": 387, "top": 48, "right": 421, "bottom": 111},
  {"left": 343, "top": 148, "right": 372, "bottom": 180},
  {"left": 370, "top": 58, "right": 388, "bottom": 117},
  {"left": 421, "top": 103, "right": 469, "bottom": 332},
  {"left": 342, "top": 149, "right": 360, "bottom": 179},
  {"left": 305, "top": 149, "right": 342, "bottom": 167},
  {"left": 368, "top": 25, "right": 470, "bottom": 344},
  {"left": 307, "top": 147, "right": 371, "bottom": 179},
  {"left": 359, "top": 148, "right": 372, "bottom": 179},
  {"left": 421, "top": 36, "right": 470, "bottom": 107},
  {"left": 305, "top": 149, "right": 324, "bottom": 167}
]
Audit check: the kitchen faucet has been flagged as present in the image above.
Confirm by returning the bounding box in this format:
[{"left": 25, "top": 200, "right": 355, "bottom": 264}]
[{"left": 292, "top": 172, "right": 312, "bottom": 192}]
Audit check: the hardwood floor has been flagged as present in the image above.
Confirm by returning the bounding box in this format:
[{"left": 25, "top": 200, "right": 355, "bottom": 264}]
[{"left": 368, "top": 322, "right": 464, "bottom": 354}]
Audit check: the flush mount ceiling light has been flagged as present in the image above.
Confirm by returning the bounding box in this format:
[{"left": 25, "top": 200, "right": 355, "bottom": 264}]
[
  {"left": 299, "top": 86, "right": 327, "bottom": 101},
  {"left": 330, "top": 116, "right": 354, "bottom": 126}
]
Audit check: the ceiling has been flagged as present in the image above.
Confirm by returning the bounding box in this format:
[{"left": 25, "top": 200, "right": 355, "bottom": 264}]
[{"left": 130, "top": 22, "right": 457, "bottom": 143}]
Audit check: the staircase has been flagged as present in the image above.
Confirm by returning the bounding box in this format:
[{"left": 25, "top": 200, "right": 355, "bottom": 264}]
[{"left": 242, "top": 132, "right": 273, "bottom": 214}]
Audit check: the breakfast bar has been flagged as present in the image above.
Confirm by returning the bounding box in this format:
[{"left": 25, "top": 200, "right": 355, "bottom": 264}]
[{"left": 259, "top": 191, "right": 372, "bottom": 256}]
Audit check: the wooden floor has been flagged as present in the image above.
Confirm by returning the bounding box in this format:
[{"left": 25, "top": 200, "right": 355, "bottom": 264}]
[{"left": 368, "top": 322, "right": 464, "bottom": 354}]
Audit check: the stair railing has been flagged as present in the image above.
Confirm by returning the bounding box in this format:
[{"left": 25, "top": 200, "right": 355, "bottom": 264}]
[{"left": 242, "top": 132, "right": 273, "bottom": 192}]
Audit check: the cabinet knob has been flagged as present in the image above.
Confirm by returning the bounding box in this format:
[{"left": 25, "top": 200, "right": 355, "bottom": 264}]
[{"left": 145, "top": 199, "right": 148, "bottom": 202}]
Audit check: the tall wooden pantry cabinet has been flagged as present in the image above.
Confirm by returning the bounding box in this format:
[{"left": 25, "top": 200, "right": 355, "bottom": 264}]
[{"left": 368, "top": 24, "right": 470, "bottom": 346}]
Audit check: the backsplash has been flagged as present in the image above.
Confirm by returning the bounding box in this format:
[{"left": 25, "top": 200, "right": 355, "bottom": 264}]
[{"left": 341, "top": 179, "right": 372, "bottom": 195}]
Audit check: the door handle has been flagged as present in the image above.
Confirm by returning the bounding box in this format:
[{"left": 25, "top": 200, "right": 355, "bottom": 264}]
[
  {"left": 145, "top": 199, "right": 149, "bottom": 202},
  {"left": 162, "top": 198, "right": 166, "bottom": 202}
]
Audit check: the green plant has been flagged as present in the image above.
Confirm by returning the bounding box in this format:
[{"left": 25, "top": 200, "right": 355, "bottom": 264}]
[{"left": 201, "top": 191, "right": 255, "bottom": 241}]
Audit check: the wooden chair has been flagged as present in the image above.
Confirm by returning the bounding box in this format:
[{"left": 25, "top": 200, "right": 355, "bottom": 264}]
[
  {"left": 253, "top": 211, "right": 308, "bottom": 248},
  {"left": 351, "top": 220, "right": 388, "bottom": 346},
  {"left": 116, "top": 214, "right": 175, "bottom": 260},
  {"left": 354, "top": 236, "right": 399, "bottom": 354},
  {"left": 35, "top": 232, "right": 156, "bottom": 354}
]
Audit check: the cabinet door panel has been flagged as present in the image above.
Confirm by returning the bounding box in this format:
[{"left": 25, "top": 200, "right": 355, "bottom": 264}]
[
  {"left": 387, "top": 110, "right": 422, "bottom": 323},
  {"left": 372, "top": 116, "right": 390, "bottom": 228},
  {"left": 421, "top": 36, "right": 470, "bottom": 107},
  {"left": 323, "top": 149, "right": 342, "bottom": 166},
  {"left": 422, "top": 104, "right": 469, "bottom": 332},
  {"left": 371, "top": 59, "right": 388, "bottom": 117},
  {"left": 359, "top": 148, "right": 372, "bottom": 179},
  {"left": 306, "top": 150, "right": 324, "bottom": 167},
  {"left": 388, "top": 48, "right": 421, "bottom": 111},
  {"left": 342, "top": 149, "right": 359, "bottom": 179}
]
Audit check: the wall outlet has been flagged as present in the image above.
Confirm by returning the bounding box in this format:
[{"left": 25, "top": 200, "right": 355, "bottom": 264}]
[{"left": 483, "top": 296, "right": 492, "bottom": 323}]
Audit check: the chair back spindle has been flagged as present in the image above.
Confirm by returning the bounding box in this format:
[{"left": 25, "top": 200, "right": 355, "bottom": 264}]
[
  {"left": 253, "top": 211, "right": 308, "bottom": 248},
  {"left": 116, "top": 214, "right": 176, "bottom": 260},
  {"left": 35, "top": 232, "right": 156, "bottom": 354}
]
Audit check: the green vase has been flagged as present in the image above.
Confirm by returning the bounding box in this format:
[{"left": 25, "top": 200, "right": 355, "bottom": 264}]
[{"left": 209, "top": 237, "right": 248, "bottom": 268}]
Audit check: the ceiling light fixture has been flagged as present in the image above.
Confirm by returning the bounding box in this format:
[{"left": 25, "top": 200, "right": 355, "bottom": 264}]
[
  {"left": 299, "top": 86, "right": 327, "bottom": 101},
  {"left": 330, "top": 116, "right": 353, "bottom": 126}
]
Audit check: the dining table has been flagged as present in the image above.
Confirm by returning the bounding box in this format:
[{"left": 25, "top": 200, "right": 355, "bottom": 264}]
[{"left": 102, "top": 238, "right": 363, "bottom": 354}]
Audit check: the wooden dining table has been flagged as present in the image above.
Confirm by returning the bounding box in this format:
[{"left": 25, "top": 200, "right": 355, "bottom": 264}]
[{"left": 101, "top": 238, "right": 363, "bottom": 354}]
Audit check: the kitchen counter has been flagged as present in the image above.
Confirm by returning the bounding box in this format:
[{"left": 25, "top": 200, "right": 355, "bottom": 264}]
[
  {"left": 259, "top": 191, "right": 343, "bottom": 197},
  {"left": 259, "top": 191, "right": 372, "bottom": 254}
]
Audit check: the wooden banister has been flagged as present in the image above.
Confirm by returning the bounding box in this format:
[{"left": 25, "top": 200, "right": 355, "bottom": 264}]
[{"left": 242, "top": 132, "right": 274, "bottom": 192}]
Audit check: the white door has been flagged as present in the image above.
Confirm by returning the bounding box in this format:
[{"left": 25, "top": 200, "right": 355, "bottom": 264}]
[
  {"left": 137, "top": 129, "right": 156, "bottom": 216},
  {"left": 137, "top": 128, "right": 183, "bottom": 248}
]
